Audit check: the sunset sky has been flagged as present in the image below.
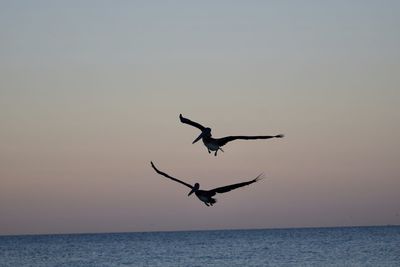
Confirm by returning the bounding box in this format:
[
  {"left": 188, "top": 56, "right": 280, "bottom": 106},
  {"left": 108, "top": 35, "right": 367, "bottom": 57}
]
[{"left": 1, "top": 1, "right": 399, "bottom": 235}]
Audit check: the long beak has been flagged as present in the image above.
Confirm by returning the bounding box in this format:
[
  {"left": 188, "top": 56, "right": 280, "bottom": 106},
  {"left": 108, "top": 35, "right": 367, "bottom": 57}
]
[
  {"left": 192, "top": 132, "right": 204, "bottom": 144},
  {"left": 188, "top": 188, "right": 196, "bottom": 196}
]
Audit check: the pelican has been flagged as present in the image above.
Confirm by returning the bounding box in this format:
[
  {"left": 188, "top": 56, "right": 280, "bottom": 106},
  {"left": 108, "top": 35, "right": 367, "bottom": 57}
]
[
  {"left": 151, "top": 161, "right": 263, "bottom": 207},
  {"left": 179, "top": 114, "right": 284, "bottom": 156}
]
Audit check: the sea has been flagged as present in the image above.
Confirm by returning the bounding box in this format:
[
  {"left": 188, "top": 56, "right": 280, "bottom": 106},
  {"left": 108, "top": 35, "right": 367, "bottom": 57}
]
[{"left": 0, "top": 226, "right": 399, "bottom": 266}]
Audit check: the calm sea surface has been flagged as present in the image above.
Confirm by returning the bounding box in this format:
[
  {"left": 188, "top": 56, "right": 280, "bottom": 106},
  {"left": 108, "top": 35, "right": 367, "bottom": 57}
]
[{"left": 0, "top": 226, "right": 399, "bottom": 266}]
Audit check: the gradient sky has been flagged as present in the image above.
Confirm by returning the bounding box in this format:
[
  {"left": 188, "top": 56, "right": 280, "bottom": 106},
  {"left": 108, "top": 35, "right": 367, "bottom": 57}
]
[{"left": 1, "top": 1, "right": 399, "bottom": 235}]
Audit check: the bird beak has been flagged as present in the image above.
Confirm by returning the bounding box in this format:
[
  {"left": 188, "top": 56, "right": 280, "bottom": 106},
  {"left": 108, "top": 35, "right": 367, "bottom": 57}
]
[
  {"left": 188, "top": 188, "right": 196, "bottom": 196},
  {"left": 192, "top": 132, "right": 203, "bottom": 144}
]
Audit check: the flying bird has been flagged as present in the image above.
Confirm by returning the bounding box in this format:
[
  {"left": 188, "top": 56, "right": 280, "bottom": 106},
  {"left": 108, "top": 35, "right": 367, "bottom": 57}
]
[
  {"left": 179, "top": 114, "right": 284, "bottom": 156},
  {"left": 150, "top": 161, "right": 263, "bottom": 207}
]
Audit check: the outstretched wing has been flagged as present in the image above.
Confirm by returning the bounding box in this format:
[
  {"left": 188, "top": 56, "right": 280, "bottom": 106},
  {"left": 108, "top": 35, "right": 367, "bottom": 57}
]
[
  {"left": 179, "top": 114, "right": 206, "bottom": 131},
  {"left": 217, "top": 134, "right": 284, "bottom": 146},
  {"left": 209, "top": 173, "right": 264, "bottom": 194},
  {"left": 151, "top": 162, "right": 193, "bottom": 189}
]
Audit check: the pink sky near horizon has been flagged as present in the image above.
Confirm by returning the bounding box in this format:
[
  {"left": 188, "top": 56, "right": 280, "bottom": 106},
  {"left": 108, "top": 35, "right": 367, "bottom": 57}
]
[{"left": 1, "top": 1, "right": 399, "bottom": 235}]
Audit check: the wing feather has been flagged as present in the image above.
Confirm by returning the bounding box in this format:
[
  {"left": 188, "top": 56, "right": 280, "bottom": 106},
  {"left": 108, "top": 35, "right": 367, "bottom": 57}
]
[
  {"left": 217, "top": 134, "right": 284, "bottom": 146},
  {"left": 209, "top": 174, "right": 263, "bottom": 194},
  {"left": 179, "top": 114, "right": 206, "bottom": 131},
  {"left": 151, "top": 162, "right": 193, "bottom": 189}
]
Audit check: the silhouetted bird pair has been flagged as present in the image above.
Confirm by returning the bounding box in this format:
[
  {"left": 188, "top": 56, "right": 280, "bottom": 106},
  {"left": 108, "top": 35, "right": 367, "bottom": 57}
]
[{"left": 151, "top": 114, "right": 284, "bottom": 206}]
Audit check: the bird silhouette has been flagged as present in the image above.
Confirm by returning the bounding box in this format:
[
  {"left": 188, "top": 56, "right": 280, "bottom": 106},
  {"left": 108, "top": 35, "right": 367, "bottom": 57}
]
[
  {"left": 151, "top": 161, "right": 263, "bottom": 207},
  {"left": 179, "top": 114, "right": 284, "bottom": 156}
]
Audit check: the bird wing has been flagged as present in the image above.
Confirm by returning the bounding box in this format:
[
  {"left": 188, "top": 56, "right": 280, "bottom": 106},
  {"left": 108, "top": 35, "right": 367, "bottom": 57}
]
[
  {"left": 209, "top": 173, "right": 263, "bottom": 194},
  {"left": 179, "top": 114, "right": 206, "bottom": 131},
  {"left": 217, "top": 134, "right": 284, "bottom": 146},
  {"left": 151, "top": 162, "right": 193, "bottom": 189}
]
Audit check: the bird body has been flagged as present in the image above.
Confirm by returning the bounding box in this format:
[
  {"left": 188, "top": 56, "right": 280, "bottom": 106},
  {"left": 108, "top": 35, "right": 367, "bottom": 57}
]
[
  {"left": 201, "top": 136, "right": 221, "bottom": 152},
  {"left": 195, "top": 190, "right": 217, "bottom": 206}
]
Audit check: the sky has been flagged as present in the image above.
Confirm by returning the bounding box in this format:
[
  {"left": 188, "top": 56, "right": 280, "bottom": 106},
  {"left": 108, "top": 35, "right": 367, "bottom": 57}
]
[{"left": 0, "top": 1, "right": 399, "bottom": 236}]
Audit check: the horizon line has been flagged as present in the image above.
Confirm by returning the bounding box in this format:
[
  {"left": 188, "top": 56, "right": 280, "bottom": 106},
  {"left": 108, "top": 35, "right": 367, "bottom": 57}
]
[{"left": 1, "top": 224, "right": 399, "bottom": 238}]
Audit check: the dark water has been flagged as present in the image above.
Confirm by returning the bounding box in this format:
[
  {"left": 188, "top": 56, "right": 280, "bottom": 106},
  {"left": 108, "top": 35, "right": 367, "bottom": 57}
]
[{"left": 0, "top": 226, "right": 399, "bottom": 266}]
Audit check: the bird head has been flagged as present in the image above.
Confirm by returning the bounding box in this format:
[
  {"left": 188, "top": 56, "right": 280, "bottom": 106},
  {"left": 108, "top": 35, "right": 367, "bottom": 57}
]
[
  {"left": 192, "top": 128, "right": 212, "bottom": 144},
  {"left": 188, "top": 183, "right": 200, "bottom": 196}
]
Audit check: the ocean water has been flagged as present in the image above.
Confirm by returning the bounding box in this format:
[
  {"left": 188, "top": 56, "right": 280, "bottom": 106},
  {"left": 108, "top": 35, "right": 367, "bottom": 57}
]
[{"left": 0, "top": 226, "right": 399, "bottom": 266}]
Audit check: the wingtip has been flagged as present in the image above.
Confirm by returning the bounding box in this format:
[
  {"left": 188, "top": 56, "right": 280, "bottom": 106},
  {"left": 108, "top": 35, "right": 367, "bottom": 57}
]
[{"left": 255, "top": 173, "right": 265, "bottom": 182}]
